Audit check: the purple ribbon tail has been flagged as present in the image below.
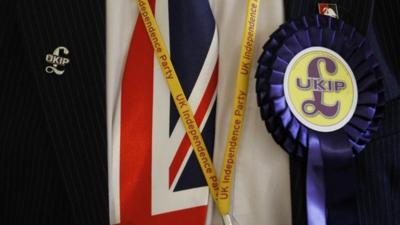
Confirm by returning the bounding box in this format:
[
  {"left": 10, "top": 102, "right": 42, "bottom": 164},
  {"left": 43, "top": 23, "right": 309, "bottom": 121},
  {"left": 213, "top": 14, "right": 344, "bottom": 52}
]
[
  {"left": 307, "top": 131, "right": 359, "bottom": 225},
  {"left": 320, "top": 132, "right": 359, "bottom": 225},
  {"left": 307, "top": 132, "right": 327, "bottom": 225}
]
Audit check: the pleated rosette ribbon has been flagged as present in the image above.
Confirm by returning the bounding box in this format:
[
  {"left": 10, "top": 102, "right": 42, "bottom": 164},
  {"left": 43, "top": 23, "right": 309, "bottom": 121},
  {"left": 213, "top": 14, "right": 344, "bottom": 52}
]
[{"left": 255, "top": 15, "right": 384, "bottom": 225}]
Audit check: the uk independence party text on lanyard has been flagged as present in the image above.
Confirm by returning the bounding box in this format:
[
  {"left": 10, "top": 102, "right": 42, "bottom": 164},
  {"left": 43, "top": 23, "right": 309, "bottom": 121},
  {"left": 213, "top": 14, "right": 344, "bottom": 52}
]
[{"left": 135, "top": 0, "right": 259, "bottom": 224}]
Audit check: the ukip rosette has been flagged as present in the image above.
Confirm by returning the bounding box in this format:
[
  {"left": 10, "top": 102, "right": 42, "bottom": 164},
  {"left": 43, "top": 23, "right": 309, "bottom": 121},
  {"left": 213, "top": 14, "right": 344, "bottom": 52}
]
[{"left": 255, "top": 15, "right": 384, "bottom": 225}]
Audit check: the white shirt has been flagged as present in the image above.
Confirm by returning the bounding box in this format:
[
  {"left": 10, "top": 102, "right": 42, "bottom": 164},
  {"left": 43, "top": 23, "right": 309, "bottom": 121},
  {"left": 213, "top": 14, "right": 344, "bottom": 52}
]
[{"left": 106, "top": 1, "right": 291, "bottom": 225}]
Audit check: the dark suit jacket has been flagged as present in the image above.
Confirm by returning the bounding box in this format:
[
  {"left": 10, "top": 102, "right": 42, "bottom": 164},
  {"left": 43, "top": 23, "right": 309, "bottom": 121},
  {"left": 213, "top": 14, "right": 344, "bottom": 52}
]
[
  {"left": 285, "top": 0, "right": 400, "bottom": 225},
  {"left": 0, "top": 0, "right": 398, "bottom": 225},
  {"left": 0, "top": 0, "right": 108, "bottom": 225}
]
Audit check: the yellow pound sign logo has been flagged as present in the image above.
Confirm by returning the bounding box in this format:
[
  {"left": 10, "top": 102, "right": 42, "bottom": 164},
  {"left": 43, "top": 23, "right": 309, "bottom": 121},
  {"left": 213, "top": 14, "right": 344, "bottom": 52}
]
[{"left": 284, "top": 47, "right": 358, "bottom": 132}]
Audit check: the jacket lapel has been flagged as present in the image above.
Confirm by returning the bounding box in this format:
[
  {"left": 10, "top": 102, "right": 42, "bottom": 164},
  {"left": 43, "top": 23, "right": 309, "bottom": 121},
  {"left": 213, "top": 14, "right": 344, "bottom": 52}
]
[
  {"left": 17, "top": 0, "right": 109, "bottom": 224},
  {"left": 283, "top": 0, "right": 374, "bottom": 34}
]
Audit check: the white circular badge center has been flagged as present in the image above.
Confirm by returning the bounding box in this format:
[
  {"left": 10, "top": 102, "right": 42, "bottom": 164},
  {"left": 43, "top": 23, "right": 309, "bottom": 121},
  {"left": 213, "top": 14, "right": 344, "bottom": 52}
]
[{"left": 283, "top": 47, "right": 358, "bottom": 132}]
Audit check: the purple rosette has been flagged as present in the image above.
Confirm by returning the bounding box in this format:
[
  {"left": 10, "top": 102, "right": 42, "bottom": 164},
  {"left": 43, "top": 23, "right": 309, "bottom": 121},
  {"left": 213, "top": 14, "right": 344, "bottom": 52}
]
[{"left": 255, "top": 15, "right": 384, "bottom": 225}]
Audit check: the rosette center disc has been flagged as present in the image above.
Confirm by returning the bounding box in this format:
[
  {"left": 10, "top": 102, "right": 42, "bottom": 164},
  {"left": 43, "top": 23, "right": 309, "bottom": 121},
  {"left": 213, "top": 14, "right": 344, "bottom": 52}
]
[{"left": 283, "top": 47, "right": 358, "bottom": 132}]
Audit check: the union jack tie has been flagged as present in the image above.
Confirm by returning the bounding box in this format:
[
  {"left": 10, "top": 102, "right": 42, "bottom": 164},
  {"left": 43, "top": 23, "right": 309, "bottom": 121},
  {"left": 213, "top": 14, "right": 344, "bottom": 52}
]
[{"left": 120, "top": 0, "right": 218, "bottom": 224}]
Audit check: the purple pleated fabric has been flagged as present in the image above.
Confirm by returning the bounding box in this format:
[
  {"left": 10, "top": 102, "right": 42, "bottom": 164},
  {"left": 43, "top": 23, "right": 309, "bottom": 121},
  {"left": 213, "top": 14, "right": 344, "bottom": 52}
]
[{"left": 255, "top": 15, "right": 385, "bottom": 225}]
